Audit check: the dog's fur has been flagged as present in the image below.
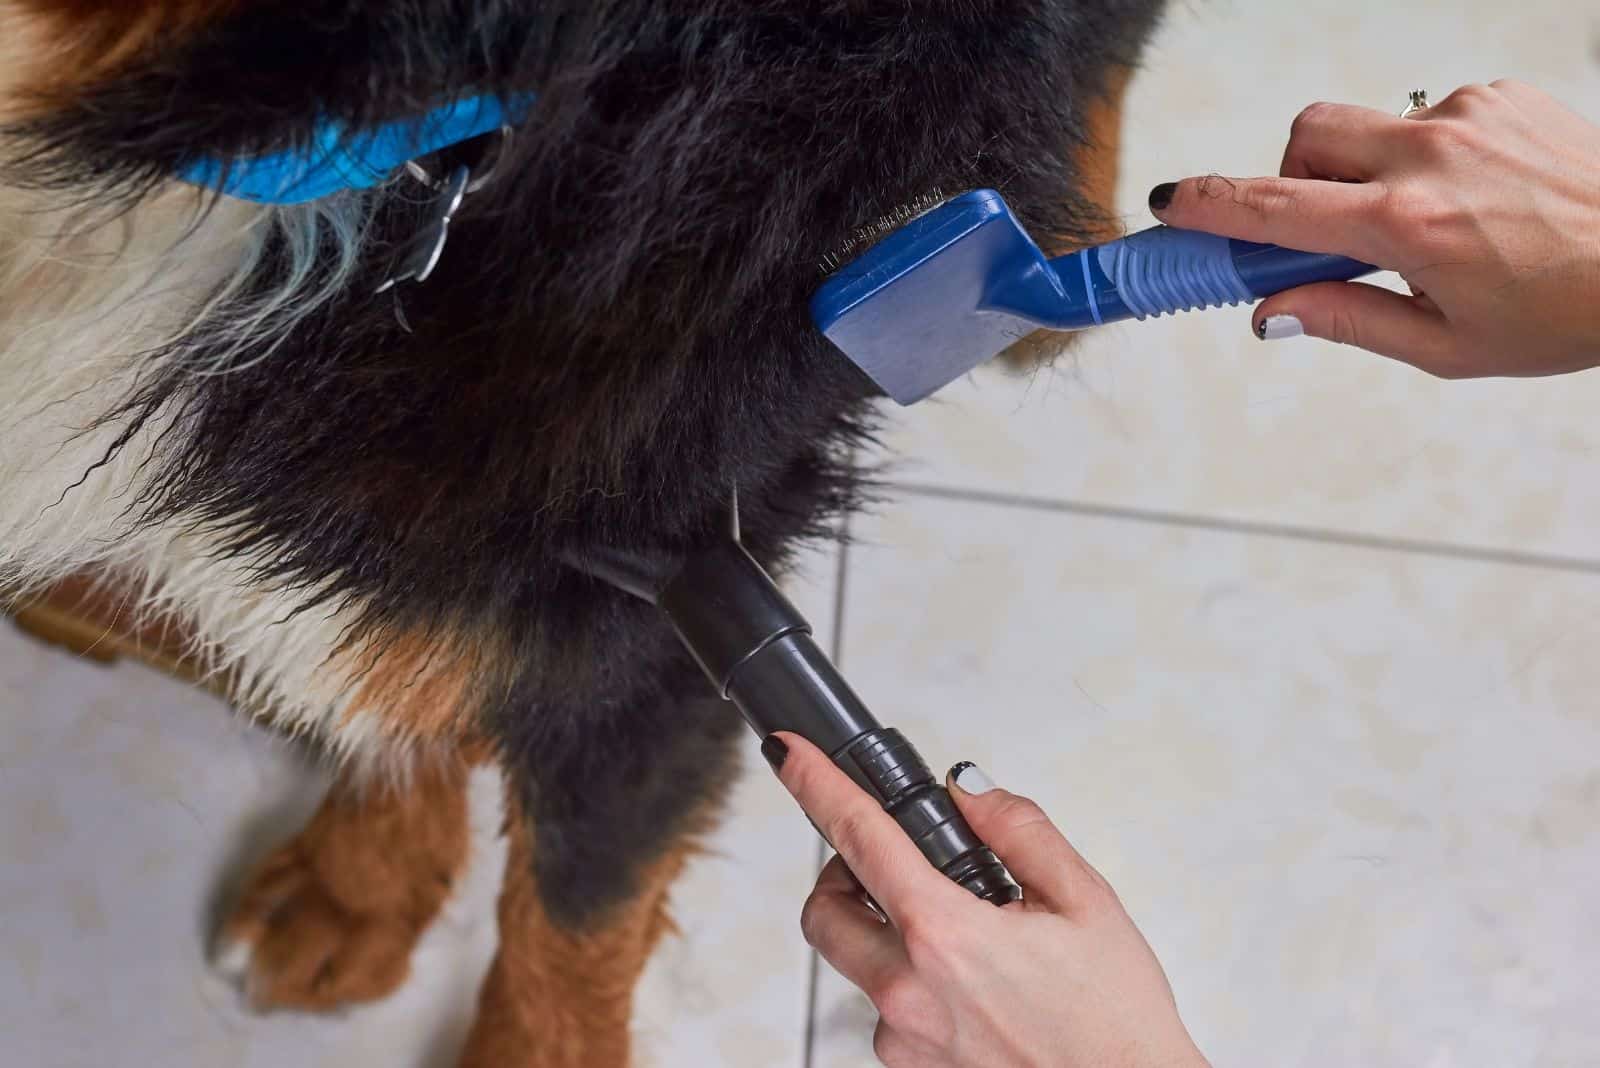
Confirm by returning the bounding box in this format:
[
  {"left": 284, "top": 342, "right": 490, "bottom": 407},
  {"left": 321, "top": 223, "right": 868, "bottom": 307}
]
[{"left": 1, "top": 0, "right": 1164, "bottom": 1060}]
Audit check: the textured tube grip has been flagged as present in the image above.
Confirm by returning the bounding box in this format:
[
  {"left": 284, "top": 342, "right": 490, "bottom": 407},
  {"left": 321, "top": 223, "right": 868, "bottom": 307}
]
[
  {"left": 1096, "top": 228, "right": 1254, "bottom": 319},
  {"left": 839, "top": 729, "right": 1021, "bottom": 906},
  {"left": 1095, "top": 227, "right": 1376, "bottom": 321},
  {"left": 663, "top": 532, "right": 1019, "bottom": 905}
]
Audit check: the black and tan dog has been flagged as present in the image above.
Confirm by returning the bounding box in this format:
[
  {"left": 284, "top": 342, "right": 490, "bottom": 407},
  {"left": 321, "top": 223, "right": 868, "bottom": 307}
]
[{"left": 0, "top": 2, "right": 1164, "bottom": 1063}]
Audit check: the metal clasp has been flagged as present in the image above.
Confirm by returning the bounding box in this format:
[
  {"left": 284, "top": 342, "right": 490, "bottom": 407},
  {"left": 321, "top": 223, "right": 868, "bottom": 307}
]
[
  {"left": 375, "top": 125, "right": 513, "bottom": 295},
  {"left": 375, "top": 164, "right": 469, "bottom": 294}
]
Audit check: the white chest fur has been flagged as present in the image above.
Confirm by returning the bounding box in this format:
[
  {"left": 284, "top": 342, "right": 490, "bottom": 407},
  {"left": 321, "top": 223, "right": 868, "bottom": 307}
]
[{"left": 0, "top": 181, "right": 398, "bottom": 761}]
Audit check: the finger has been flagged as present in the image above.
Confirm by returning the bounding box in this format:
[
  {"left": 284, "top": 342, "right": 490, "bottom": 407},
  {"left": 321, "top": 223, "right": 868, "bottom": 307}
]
[
  {"left": 873, "top": 1021, "right": 945, "bottom": 1068},
  {"left": 1251, "top": 280, "right": 1457, "bottom": 373},
  {"left": 872, "top": 1023, "right": 909, "bottom": 1068},
  {"left": 769, "top": 733, "right": 969, "bottom": 921},
  {"left": 1484, "top": 78, "right": 1561, "bottom": 119},
  {"left": 815, "top": 851, "right": 887, "bottom": 923},
  {"left": 1426, "top": 82, "right": 1514, "bottom": 121},
  {"left": 1279, "top": 102, "right": 1405, "bottom": 180},
  {"left": 816, "top": 850, "right": 868, "bottom": 896},
  {"left": 801, "top": 856, "right": 907, "bottom": 994},
  {"left": 1487, "top": 78, "right": 1549, "bottom": 109},
  {"left": 1149, "top": 174, "right": 1388, "bottom": 263},
  {"left": 1485, "top": 78, "right": 1589, "bottom": 133},
  {"left": 1403, "top": 276, "right": 1441, "bottom": 316},
  {"left": 946, "top": 763, "right": 1113, "bottom": 916}
]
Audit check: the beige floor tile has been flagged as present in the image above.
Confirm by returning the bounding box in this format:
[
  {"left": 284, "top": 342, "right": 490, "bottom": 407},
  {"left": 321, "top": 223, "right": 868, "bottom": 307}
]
[
  {"left": 811, "top": 494, "right": 1600, "bottom": 1067},
  {"left": 0, "top": 634, "right": 495, "bottom": 1068},
  {"left": 0, "top": 540, "right": 837, "bottom": 1067},
  {"left": 877, "top": 0, "right": 1600, "bottom": 560}
]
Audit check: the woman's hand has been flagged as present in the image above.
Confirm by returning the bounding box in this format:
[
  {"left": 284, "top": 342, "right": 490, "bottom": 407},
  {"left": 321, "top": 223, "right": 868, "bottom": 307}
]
[
  {"left": 1148, "top": 80, "right": 1600, "bottom": 378},
  {"left": 763, "top": 733, "right": 1208, "bottom": 1068}
]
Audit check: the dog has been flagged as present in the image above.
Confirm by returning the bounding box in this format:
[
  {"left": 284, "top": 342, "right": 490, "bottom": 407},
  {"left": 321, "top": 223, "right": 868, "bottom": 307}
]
[{"left": 0, "top": 1, "right": 1165, "bottom": 1062}]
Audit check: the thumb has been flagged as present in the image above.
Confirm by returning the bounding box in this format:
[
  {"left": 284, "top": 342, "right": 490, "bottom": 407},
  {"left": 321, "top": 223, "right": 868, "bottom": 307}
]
[
  {"left": 946, "top": 762, "right": 1115, "bottom": 917},
  {"left": 1252, "top": 280, "right": 1458, "bottom": 376}
]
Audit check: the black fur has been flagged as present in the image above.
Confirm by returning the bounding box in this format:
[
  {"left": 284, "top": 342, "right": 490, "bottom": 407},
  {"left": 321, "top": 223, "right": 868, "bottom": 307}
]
[{"left": 12, "top": 0, "right": 1165, "bottom": 926}]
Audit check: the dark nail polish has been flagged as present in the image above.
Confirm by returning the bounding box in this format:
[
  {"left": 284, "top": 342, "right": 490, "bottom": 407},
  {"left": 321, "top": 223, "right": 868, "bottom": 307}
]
[
  {"left": 1148, "top": 182, "right": 1176, "bottom": 212},
  {"left": 760, "top": 734, "right": 789, "bottom": 772},
  {"left": 949, "top": 760, "right": 976, "bottom": 782},
  {"left": 1255, "top": 318, "right": 1268, "bottom": 340}
]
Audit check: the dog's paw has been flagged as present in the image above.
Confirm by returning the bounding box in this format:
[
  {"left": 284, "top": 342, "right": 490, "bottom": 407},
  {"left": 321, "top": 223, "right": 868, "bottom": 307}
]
[{"left": 213, "top": 844, "right": 424, "bottom": 1012}]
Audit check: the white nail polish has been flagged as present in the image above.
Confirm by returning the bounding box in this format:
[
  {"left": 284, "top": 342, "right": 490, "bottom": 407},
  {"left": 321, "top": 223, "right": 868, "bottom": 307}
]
[
  {"left": 1257, "top": 314, "right": 1304, "bottom": 340},
  {"left": 952, "top": 762, "right": 997, "bottom": 794}
]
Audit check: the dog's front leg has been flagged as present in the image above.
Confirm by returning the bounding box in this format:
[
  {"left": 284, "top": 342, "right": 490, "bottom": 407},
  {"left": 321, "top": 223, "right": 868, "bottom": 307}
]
[
  {"left": 214, "top": 752, "right": 477, "bottom": 1009},
  {"left": 460, "top": 690, "right": 740, "bottom": 1068},
  {"left": 458, "top": 806, "right": 695, "bottom": 1068}
]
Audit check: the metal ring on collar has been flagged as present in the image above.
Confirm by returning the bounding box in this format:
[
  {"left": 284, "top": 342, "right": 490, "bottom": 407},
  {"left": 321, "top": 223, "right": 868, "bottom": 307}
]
[{"left": 404, "top": 124, "right": 514, "bottom": 194}]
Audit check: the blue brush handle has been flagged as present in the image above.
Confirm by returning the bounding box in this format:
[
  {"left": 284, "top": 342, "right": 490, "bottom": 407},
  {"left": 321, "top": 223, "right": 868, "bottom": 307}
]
[{"left": 1045, "top": 227, "right": 1377, "bottom": 328}]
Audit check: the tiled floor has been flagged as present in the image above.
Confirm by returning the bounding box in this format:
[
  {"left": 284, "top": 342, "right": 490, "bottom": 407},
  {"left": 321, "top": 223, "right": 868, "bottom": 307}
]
[{"left": 4, "top": 1, "right": 1600, "bottom": 1066}]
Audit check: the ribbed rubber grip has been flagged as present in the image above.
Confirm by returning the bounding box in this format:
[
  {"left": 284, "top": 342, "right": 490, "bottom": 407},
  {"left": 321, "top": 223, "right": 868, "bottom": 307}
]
[
  {"left": 840, "top": 729, "right": 1022, "bottom": 906},
  {"left": 1096, "top": 228, "right": 1253, "bottom": 320}
]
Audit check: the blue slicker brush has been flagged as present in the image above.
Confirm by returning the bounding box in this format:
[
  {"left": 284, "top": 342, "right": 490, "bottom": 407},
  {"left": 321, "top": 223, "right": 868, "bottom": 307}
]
[{"left": 812, "top": 188, "right": 1378, "bottom": 404}]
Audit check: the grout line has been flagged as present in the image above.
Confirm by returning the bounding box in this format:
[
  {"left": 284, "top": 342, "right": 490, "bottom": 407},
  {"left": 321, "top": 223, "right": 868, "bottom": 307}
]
[
  {"left": 889, "top": 481, "right": 1600, "bottom": 577},
  {"left": 801, "top": 515, "right": 852, "bottom": 1068}
]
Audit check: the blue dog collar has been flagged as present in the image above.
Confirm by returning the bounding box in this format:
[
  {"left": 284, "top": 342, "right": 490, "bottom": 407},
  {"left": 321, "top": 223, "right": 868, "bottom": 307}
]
[{"left": 179, "top": 94, "right": 521, "bottom": 204}]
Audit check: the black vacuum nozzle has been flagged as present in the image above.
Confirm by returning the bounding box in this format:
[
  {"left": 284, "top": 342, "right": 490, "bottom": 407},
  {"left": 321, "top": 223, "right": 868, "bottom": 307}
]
[
  {"left": 567, "top": 493, "right": 1020, "bottom": 907},
  {"left": 559, "top": 545, "right": 677, "bottom": 603}
]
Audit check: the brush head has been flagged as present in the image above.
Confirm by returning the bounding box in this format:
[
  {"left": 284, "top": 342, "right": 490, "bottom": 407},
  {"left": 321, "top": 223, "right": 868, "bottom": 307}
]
[{"left": 811, "top": 189, "right": 1055, "bottom": 405}]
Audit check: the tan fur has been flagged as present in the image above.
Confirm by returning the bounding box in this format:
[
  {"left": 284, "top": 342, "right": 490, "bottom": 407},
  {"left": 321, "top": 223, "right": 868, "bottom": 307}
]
[
  {"left": 7, "top": 1, "right": 237, "bottom": 111},
  {"left": 1001, "top": 65, "right": 1133, "bottom": 369},
  {"left": 460, "top": 807, "right": 699, "bottom": 1068},
  {"left": 1076, "top": 65, "right": 1134, "bottom": 239},
  {"left": 340, "top": 630, "right": 488, "bottom": 746},
  {"left": 11, "top": 571, "right": 205, "bottom": 677},
  {"left": 217, "top": 751, "right": 476, "bottom": 1011},
  {"left": 9, "top": 567, "right": 486, "bottom": 762},
  {"left": 0, "top": 5, "right": 50, "bottom": 123}
]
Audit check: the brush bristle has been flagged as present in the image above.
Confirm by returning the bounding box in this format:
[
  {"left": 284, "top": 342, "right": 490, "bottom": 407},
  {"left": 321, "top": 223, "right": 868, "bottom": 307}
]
[{"left": 817, "top": 187, "right": 951, "bottom": 276}]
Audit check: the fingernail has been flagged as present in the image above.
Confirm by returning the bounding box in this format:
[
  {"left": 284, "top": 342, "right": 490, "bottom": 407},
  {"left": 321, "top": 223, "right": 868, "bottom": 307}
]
[
  {"left": 760, "top": 734, "right": 789, "bottom": 773},
  {"left": 950, "top": 761, "right": 997, "bottom": 794},
  {"left": 1256, "top": 314, "right": 1304, "bottom": 341},
  {"left": 1147, "top": 182, "right": 1177, "bottom": 212}
]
